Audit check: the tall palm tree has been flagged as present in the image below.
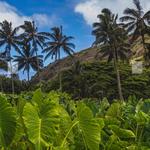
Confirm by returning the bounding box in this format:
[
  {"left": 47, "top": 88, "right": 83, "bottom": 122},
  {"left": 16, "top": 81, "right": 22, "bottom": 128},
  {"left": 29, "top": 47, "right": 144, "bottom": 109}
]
[
  {"left": 120, "top": 0, "right": 150, "bottom": 57},
  {"left": 0, "top": 20, "right": 21, "bottom": 94},
  {"left": 14, "top": 41, "right": 43, "bottom": 81},
  {"left": 43, "top": 26, "right": 75, "bottom": 91},
  {"left": 92, "top": 8, "right": 131, "bottom": 101},
  {"left": 20, "top": 21, "right": 48, "bottom": 79}
]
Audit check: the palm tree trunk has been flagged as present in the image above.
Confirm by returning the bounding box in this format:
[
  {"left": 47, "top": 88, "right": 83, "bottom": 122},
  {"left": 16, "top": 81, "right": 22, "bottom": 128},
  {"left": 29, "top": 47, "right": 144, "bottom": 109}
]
[
  {"left": 11, "top": 74, "right": 15, "bottom": 95},
  {"left": 27, "top": 70, "right": 30, "bottom": 82},
  {"left": 35, "top": 51, "right": 41, "bottom": 85},
  {"left": 113, "top": 52, "right": 124, "bottom": 101},
  {"left": 141, "top": 33, "right": 149, "bottom": 66},
  {"left": 141, "top": 34, "right": 146, "bottom": 51},
  {"left": 10, "top": 61, "right": 15, "bottom": 95},
  {"left": 58, "top": 49, "right": 62, "bottom": 92},
  {"left": 0, "top": 76, "right": 3, "bottom": 92}
]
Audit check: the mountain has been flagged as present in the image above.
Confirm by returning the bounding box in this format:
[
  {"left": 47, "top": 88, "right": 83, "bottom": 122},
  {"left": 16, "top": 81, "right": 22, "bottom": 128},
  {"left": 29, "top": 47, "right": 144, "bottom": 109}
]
[
  {"left": 31, "top": 47, "right": 98, "bottom": 83},
  {"left": 31, "top": 36, "right": 150, "bottom": 83}
]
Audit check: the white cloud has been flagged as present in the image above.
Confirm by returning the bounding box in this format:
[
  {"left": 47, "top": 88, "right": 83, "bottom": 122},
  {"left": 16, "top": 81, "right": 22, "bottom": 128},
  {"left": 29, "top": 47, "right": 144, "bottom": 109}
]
[
  {"left": 32, "top": 14, "right": 57, "bottom": 27},
  {"left": 75, "top": 0, "right": 150, "bottom": 25},
  {"left": 0, "top": 1, "right": 53, "bottom": 28}
]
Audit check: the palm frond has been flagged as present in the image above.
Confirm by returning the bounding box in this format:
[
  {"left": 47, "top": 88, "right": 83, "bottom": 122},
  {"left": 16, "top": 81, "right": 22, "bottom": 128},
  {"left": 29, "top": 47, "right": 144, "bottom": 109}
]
[
  {"left": 120, "top": 16, "right": 136, "bottom": 22},
  {"left": 133, "top": 0, "right": 143, "bottom": 13},
  {"left": 124, "top": 8, "right": 139, "bottom": 18},
  {"left": 143, "top": 10, "right": 150, "bottom": 20}
]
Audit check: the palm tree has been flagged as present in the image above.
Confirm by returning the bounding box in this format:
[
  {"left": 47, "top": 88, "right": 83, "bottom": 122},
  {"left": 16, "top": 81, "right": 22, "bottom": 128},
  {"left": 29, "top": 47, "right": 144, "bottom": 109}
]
[
  {"left": 43, "top": 26, "right": 75, "bottom": 91},
  {"left": 92, "top": 8, "right": 131, "bottom": 100},
  {"left": 120, "top": 0, "right": 150, "bottom": 58},
  {"left": 20, "top": 21, "right": 48, "bottom": 79},
  {"left": 14, "top": 41, "right": 43, "bottom": 81},
  {"left": 0, "top": 20, "right": 21, "bottom": 94}
]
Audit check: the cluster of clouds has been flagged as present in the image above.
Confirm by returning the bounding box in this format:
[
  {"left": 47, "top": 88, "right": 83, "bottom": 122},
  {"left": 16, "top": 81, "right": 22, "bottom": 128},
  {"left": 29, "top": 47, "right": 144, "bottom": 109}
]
[
  {"left": 0, "top": 0, "right": 149, "bottom": 28},
  {"left": 0, "top": 1, "right": 54, "bottom": 28},
  {"left": 75, "top": 0, "right": 150, "bottom": 25}
]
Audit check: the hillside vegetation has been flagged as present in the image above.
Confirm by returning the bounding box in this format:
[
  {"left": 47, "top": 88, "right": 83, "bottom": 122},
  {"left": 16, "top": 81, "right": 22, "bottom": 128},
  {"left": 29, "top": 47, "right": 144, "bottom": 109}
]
[{"left": 36, "top": 61, "right": 150, "bottom": 100}]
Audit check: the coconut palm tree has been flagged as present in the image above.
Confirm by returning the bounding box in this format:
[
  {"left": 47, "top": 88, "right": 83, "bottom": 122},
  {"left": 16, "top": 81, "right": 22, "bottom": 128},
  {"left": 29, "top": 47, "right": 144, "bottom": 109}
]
[
  {"left": 0, "top": 20, "right": 21, "bottom": 53},
  {"left": 14, "top": 41, "right": 43, "bottom": 81},
  {"left": 120, "top": 0, "right": 150, "bottom": 56},
  {"left": 43, "top": 26, "right": 75, "bottom": 91},
  {"left": 20, "top": 22, "right": 48, "bottom": 57},
  {"left": 92, "top": 8, "right": 131, "bottom": 101},
  {"left": 0, "top": 20, "right": 21, "bottom": 94},
  {"left": 20, "top": 21, "right": 49, "bottom": 82}
]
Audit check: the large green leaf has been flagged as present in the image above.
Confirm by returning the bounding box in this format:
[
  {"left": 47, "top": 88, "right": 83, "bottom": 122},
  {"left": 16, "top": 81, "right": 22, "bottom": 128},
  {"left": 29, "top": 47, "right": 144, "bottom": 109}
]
[
  {"left": 136, "top": 99, "right": 150, "bottom": 114},
  {"left": 32, "top": 88, "right": 43, "bottom": 106},
  {"left": 0, "top": 94, "right": 16, "bottom": 147},
  {"left": 77, "top": 102, "right": 104, "bottom": 150},
  {"left": 135, "top": 111, "right": 150, "bottom": 125},
  {"left": 23, "top": 101, "right": 60, "bottom": 150},
  {"left": 56, "top": 106, "right": 74, "bottom": 146},
  {"left": 108, "top": 125, "right": 135, "bottom": 139},
  {"left": 106, "top": 102, "right": 122, "bottom": 118}
]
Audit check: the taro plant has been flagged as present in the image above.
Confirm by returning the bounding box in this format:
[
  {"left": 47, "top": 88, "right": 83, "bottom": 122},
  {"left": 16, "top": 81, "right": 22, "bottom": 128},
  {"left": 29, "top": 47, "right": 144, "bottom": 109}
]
[{"left": 1, "top": 90, "right": 150, "bottom": 150}]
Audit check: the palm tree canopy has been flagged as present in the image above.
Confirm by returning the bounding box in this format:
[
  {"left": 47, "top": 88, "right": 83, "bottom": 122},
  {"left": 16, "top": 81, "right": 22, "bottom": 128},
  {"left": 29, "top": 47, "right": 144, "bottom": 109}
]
[
  {"left": 120, "top": 0, "right": 150, "bottom": 40},
  {"left": 13, "top": 42, "right": 43, "bottom": 74},
  {"left": 43, "top": 26, "right": 75, "bottom": 61},
  {"left": 0, "top": 20, "right": 21, "bottom": 53},
  {"left": 20, "top": 21, "right": 49, "bottom": 53},
  {"left": 92, "top": 8, "right": 119, "bottom": 45},
  {"left": 92, "top": 8, "right": 132, "bottom": 62}
]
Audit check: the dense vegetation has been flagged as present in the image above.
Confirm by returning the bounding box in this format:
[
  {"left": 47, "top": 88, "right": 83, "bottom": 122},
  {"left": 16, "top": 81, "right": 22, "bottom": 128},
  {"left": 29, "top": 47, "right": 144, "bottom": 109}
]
[
  {"left": 0, "top": 75, "right": 28, "bottom": 94},
  {"left": 39, "top": 61, "right": 150, "bottom": 100},
  {"left": 3, "top": 60, "right": 150, "bottom": 100},
  {"left": 1, "top": 89, "right": 150, "bottom": 150}
]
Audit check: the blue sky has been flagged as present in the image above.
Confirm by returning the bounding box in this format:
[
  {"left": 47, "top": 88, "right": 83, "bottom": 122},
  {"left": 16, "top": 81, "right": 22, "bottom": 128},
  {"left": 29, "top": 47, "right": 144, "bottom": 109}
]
[
  {"left": 2, "top": 0, "right": 94, "bottom": 51},
  {"left": 0, "top": 0, "right": 149, "bottom": 80}
]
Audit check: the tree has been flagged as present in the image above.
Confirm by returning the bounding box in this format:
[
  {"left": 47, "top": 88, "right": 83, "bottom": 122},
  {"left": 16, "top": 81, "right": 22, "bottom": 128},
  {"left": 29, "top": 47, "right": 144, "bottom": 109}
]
[
  {"left": 20, "top": 21, "right": 48, "bottom": 79},
  {"left": 92, "top": 8, "right": 131, "bottom": 100},
  {"left": 43, "top": 26, "right": 75, "bottom": 91},
  {"left": 120, "top": 0, "right": 150, "bottom": 61},
  {"left": 14, "top": 41, "right": 43, "bottom": 81},
  {"left": 0, "top": 20, "right": 21, "bottom": 94}
]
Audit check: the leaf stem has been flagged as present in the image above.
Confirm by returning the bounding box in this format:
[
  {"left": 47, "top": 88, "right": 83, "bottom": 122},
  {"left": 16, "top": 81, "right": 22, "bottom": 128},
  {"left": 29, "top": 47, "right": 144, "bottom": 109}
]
[{"left": 61, "top": 121, "right": 79, "bottom": 148}]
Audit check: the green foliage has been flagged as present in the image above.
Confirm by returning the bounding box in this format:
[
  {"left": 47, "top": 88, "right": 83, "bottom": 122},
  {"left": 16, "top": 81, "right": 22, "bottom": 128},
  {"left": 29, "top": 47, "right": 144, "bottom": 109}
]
[
  {"left": 0, "top": 75, "right": 28, "bottom": 94},
  {"left": 23, "top": 102, "right": 59, "bottom": 149},
  {"left": 0, "top": 94, "right": 16, "bottom": 148},
  {"left": 41, "top": 61, "right": 150, "bottom": 100},
  {"left": 1, "top": 89, "right": 150, "bottom": 149},
  {"left": 76, "top": 102, "right": 104, "bottom": 150}
]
